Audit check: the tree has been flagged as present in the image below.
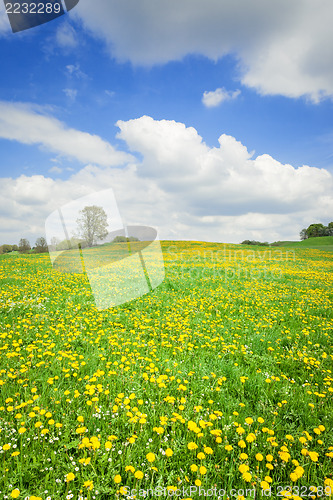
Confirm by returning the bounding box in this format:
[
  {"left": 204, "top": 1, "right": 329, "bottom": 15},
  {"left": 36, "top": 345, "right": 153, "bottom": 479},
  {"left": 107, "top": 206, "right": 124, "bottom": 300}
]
[
  {"left": 300, "top": 228, "right": 308, "bottom": 240},
  {"left": 76, "top": 206, "right": 108, "bottom": 247},
  {"left": 2, "top": 244, "right": 12, "bottom": 253},
  {"left": 327, "top": 222, "right": 333, "bottom": 236},
  {"left": 241, "top": 240, "right": 269, "bottom": 246},
  {"left": 18, "top": 238, "right": 31, "bottom": 253},
  {"left": 12, "top": 244, "right": 18, "bottom": 252},
  {"left": 112, "top": 236, "right": 139, "bottom": 243},
  {"left": 55, "top": 237, "right": 88, "bottom": 251},
  {"left": 35, "top": 237, "right": 48, "bottom": 253},
  {"left": 306, "top": 223, "right": 326, "bottom": 238}
]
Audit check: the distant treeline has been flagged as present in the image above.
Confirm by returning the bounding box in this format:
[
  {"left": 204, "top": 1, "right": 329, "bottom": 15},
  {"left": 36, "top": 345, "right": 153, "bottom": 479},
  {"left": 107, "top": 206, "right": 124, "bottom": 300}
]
[
  {"left": 0, "top": 237, "right": 47, "bottom": 255},
  {"left": 0, "top": 235, "right": 140, "bottom": 255},
  {"left": 241, "top": 240, "right": 270, "bottom": 246},
  {"left": 241, "top": 221, "right": 333, "bottom": 247},
  {"left": 300, "top": 222, "right": 333, "bottom": 240}
]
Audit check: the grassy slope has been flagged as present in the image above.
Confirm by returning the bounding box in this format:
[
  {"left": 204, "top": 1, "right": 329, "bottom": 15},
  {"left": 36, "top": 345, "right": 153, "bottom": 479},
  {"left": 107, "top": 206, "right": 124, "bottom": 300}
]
[
  {"left": 0, "top": 241, "right": 332, "bottom": 496},
  {"left": 271, "top": 236, "right": 333, "bottom": 251}
]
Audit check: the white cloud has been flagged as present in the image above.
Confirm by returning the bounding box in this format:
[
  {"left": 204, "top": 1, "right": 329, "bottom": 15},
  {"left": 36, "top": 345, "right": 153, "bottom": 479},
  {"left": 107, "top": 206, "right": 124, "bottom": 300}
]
[
  {"left": 63, "top": 88, "right": 78, "bottom": 101},
  {"left": 55, "top": 22, "right": 78, "bottom": 49},
  {"left": 202, "top": 88, "right": 240, "bottom": 108},
  {"left": 73, "top": 0, "right": 333, "bottom": 102},
  {"left": 116, "top": 116, "right": 332, "bottom": 217},
  {"left": 1, "top": 116, "right": 332, "bottom": 245},
  {"left": 0, "top": 6, "right": 9, "bottom": 34},
  {"left": 66, "top": 64, "right": 87, "bottom": 79},
  {"left": 49, "top": 166, "right": 63, "bottom": 174},
  {"left": 0, "top": 101, "right": 133, "bottom": 167}
]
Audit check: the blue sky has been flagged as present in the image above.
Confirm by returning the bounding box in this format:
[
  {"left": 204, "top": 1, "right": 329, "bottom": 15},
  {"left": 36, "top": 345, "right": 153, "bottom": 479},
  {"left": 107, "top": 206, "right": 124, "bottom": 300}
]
[{"left": 0, "top": 0, "right": 332, "bottom": 245}]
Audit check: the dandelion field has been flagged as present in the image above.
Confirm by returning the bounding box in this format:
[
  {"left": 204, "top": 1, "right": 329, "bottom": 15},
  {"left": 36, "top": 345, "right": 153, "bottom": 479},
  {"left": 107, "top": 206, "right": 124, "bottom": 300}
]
[{"left": 0, "top": 241, "right": 332, "bottom": 500}]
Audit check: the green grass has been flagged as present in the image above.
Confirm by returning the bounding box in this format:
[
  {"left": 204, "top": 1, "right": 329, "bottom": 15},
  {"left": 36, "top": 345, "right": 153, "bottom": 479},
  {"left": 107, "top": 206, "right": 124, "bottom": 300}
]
[
  {"left": 0, "top": 241, "right": 332, "bottom": 500},
  {"left": 271, "top": 236, "right": 333, "bottom": 251}
]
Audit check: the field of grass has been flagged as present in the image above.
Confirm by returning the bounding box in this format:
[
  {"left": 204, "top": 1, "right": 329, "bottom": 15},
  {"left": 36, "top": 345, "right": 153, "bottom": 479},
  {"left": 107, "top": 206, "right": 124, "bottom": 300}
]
[
  {"left": 271, "top": 236, "right": 333, "bottom": 252},
  {"left": 0, "top": 241, "right": 332, "bottom": 500}
]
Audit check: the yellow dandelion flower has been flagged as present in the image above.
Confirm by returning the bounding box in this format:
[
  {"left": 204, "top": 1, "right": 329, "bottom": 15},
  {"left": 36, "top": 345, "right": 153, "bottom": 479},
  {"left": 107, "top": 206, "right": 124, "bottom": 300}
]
[
  {"left": 76, "top": 427, "right": 86, "bottom": 434},
  {"left": 308, "top": 451, "right": 319, "bottom": 462},
  {"left": 246, "top": 433, "right": 256, "bottom": 443},
  {"left": 295, "top": 466, "right": 304, "bottom": 478},
  {"left": 242, "top": 471, "right": 252, "bottom": 482},
  {"left": 125, "top": 465, "right": 135, "bottom": 472},
  {"left": 84, "top": 480, "right": 94, "bottom": 490},
  {"left": 204, "top": 446, "right": 213, "bottom": 454},
  {"left": 146, "top": 453, "right": 156, "bottom": 463},
  {"left": 279, "top": 451, "right": 290, "bottom": 462},
  {"left": 238, "top": 464, "right": 249, "bottom": 473},
  {"left": 105, "top": 441, "right": 112, "bottom": 450}
]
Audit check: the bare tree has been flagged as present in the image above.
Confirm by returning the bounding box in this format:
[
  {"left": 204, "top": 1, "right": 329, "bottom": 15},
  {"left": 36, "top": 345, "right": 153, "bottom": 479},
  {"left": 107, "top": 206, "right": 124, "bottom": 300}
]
[
  {"left": 299, "top": 228, "right": 308, "bottom": 240},
  {"left": 35, "top": 237, "right": 48, "bottom": 253},
  {"left": 76, "top": 206, "right": 108, "bottom": 247},
  {"left": 18, "top": 238, "right": 31, "bottom": 253}
]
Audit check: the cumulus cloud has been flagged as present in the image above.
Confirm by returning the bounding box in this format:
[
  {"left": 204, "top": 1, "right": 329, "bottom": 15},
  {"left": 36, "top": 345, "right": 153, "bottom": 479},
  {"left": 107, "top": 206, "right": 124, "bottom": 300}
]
[
  {"left": 66, "top": 63, "right": 87, "bottom": 79},
  {"left": 63, "top": 88, "right": 78, "bottom": 101},
  {"left": 202, "top": 88, "right": 240, "bottom": 108},
  {"left": 0, "top": 101, "right": 133, "bottom": 166},
  {"left": 1, "top": 116, "right": 332, "bottom": 245},
  {"left": 49, "top": 166, "right": 63, "bottom": 174},
  {"left": 0, "top": 6, "right": 9, "bottom": 34},
  {"left": 73, "top": 0, "right": 333, "bottom": 102},
  {"left": 116, "top": 116, "right": 333, "bottom": 217},
  {"left": 55, "top": 22, "right": 78, "bottom": 49}
]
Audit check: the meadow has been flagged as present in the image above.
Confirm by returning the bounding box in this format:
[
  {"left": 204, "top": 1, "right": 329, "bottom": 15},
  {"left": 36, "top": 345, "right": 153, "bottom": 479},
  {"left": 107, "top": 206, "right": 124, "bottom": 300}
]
[{"left": 0, "top": 241, "right": 332, "bottom": 500}]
